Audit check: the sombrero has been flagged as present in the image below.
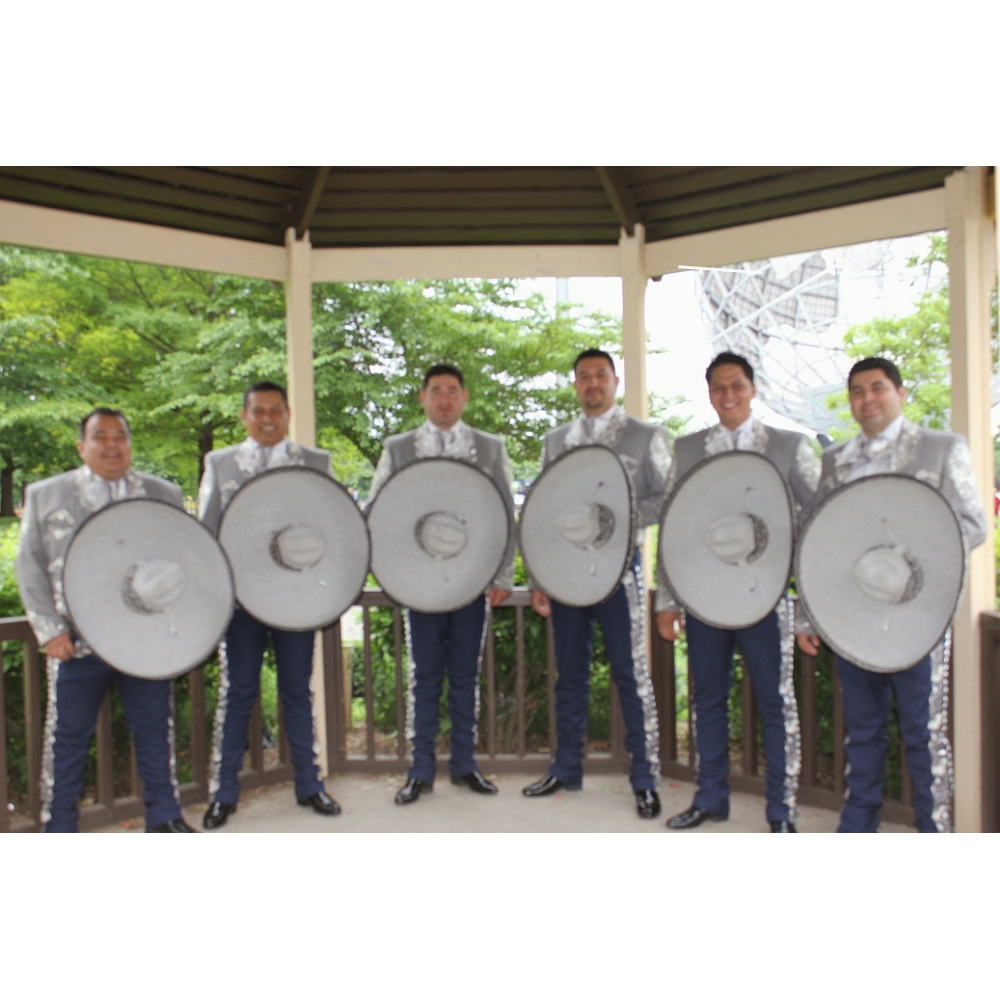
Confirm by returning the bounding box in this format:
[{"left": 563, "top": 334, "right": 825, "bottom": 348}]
[
  {"left": 659, "top": 451, "right": 795, "bottom": 629},
  {"left": 518, "top": 445, "right": 634, "bottom": 607},
  {"left": 218, "top": 467, "right": 370, "bottom": 630},
  {"left": 796, "top": 474, "right": 967, "bottom": 673},
  {"left": 366, "top": 457, "right": 512, "bottom": 614},
  {"left": 62, "top": 499, "right": 235, "bottom": 680}
]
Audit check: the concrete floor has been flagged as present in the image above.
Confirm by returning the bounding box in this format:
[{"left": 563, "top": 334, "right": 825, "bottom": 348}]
[{"left": 98, "top": 772, "right": 914, "bottom": 833}]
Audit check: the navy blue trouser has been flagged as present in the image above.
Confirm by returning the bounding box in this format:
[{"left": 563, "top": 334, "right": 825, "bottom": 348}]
[
  {"left": 212, "top": 607, "right": 324, "bottom": 804},
  {"left": 687, "top": 611, "right": 795, "bottom": 823},
  {"left": 548, "top": 557, "right": 658, "bottom": 792},
  {"left": 406, "top": 596, "right": 488, "bottom": 784},
  {"left": 44, "top": 654, "right": 180, "bottom": 832},
  {"left": 835, "top": 654, "right": 938, "bottom": 833}
]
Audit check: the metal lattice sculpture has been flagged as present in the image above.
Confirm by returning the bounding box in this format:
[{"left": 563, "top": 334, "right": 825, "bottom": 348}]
[{"left": 698, "top": 243, "right": 894, "bottom": 434}]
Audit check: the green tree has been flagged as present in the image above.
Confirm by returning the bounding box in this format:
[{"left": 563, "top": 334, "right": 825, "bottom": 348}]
[
  {"left": 827, "top": 234, "right": 962, "bottom": 436},
  {"left": 310, "top": 280, "right": 621, "bottom": 478},
  {"left": 1, "top": 249, "right": 628, "bottom": 503}
]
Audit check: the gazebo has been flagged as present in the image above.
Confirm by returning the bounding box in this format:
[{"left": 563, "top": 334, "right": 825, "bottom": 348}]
[{"left": 1, "top": 165, "right": 995, "bottom": 829}]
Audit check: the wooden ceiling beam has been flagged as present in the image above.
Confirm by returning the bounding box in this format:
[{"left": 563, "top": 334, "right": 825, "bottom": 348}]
[
  {"left": 290, "top": 166, "right": 331, "bottom": 240},
  {"left": 595, "top": 166, "right": 641, "bottom": 235}
]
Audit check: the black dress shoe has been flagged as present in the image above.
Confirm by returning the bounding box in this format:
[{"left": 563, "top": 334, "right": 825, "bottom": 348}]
[
  {"left": 147, "top": 817, "right": 197, "bottom": 833},
  {"left": 203, "top": 801, "right": 236, "bottom": 830},
  {"left": 666, "top": 804, "right": 727, "bottom": 829},
  {"left": 395, "top": 778, "right": 432, "bottom": 805},
  {"left": 635, "top": 789, "right": 661, "bottom": 819},
  {"left": 298, "top": 790, "right": 341, "bottom": 815},
  {"left": 522, "top": 774, "right": 581, "bottom": 797},
  {"left": 452, "top": 771, "right": 498, "bottom": 794},
  {"left": 770, "top": 819, "right": 798, "bottom": 832}
]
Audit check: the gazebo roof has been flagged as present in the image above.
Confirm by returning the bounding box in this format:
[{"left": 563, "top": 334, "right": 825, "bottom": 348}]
[{"left": 0, "top": 165, "right": 958, "bottom": 249}]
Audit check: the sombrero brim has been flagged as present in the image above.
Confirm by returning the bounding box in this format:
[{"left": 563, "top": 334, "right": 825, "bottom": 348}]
[
  {"left": 366, "top": 457, "right": 512, "bottom": 614},
  {"left": 519, "top": 445, "right": 634, "bottom": 608},
  {"left": 796, "top": 474, "right": 967, "bottom": 673},
  {"left": 659, "top": 451, "right": 794, "bottom": 629},
  {"left": 63, "top": 499, "right": 235, "bottom": 680},
  {"left": 219, "top": 467, "right": 370, "bottom": 631}
]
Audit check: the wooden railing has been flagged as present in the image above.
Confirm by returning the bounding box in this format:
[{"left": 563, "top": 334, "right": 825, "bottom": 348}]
[{"left": 5, "top": 595, "right": 993, "bottom": 831}]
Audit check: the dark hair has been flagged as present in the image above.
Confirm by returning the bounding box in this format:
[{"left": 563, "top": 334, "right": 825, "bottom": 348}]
[
  {"left": 80, "top": 407, "right": 130, "bottom": 440},
  {"left": 422, "top": 363, "right": 465, "bottom": 389},
  {"left": 705, "top": 351, "right": 754, "bottom": 384},
  {"left": 848, "top": 356, "right": 903, "bottom": 390},
  {"left": 572, "top": 349, "right": 616, "bottom": 375},
  {"left": 243, "top": 381, "right": 289, "bottom": 407}
]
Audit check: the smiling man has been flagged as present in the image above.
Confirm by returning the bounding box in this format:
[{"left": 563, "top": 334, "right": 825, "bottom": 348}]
[
  {"left": 16, "top": 408, "right": 194, "bottom": 832},
  {"left": 367, "top": 363, "right": 515, "bottom": 805},
  {"left": 523, "top": 349, "right": 670, "bottom": 819},
  {"left": 796, "top": 357, "right": 986, "bottom": 833},
  {"left": 656, "top": 352, "right": 820, "bottom": 833},
  {"left": 198, "top": 381, "right": 342, "bottom": 829}
]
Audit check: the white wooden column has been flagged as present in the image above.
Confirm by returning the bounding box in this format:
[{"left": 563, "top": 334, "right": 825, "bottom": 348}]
[
  {"left": 618, "top": 223, "right": 657, "bottom": 600},
  {"left": 283, "top": 227, "right": 329, "bottom": 775},
  {"left": 619, "top": 224, "right": 649, "bottom": 420},
  {"left": 284, "top": 227, "right": 317, "bottom": 446},
  {"left": 946, "top": 166, "right": 998, "bottom": 832}
]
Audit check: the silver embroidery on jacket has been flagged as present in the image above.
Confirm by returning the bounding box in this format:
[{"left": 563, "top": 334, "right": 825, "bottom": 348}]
[
  {"left": 794, "top": 437, "right": 821, "bottom": 493},
  {"left": 889, "top": 420, "right": 921, "bottom": 473},
  {"left": 946, "top": 439, "right": 984, "bottom": 542}
]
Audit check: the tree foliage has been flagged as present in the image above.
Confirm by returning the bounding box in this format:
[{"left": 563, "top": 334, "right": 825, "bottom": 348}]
[
  {"left": 826, "top": 235, "right": 954, "bottom": 437},
  {"left": 0, "top": 248, "right": 627, "bottom": 510}
]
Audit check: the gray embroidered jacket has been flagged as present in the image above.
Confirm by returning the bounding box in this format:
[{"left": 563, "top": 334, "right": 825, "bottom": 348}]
[
  {"left": 367, "top": 419, "right": 516, "bottom": 592},
  {"left": 542, "top": 406, "right": 672, "bottom": 545},
  {"left": 16, "top": 466, "right": 184, "bottom": 648},
  {"left": 198, "top": 437, "right": 334, "bottom": 535},
  {"left": 795, "top": 418, "right": 987, "bottom": 633},
  {"left": 654, "top": 419, "right": 820, "bottom": 614}
]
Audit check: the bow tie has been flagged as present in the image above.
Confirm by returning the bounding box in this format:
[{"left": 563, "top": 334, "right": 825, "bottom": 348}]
[{"left": 861, "top": 436, "right": 893, "bottom": 460}]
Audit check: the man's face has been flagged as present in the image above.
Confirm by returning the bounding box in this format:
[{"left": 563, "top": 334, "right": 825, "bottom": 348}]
[
  {"left": 849, "top": 368, "right": 905, "bottom": 436},
  {"left": 77, "top": 414, "right": 132, "bottom": 480},
  {"left": 420, "top": 374, "right": 468, "bottom": 430},
  {"left": 708, "top": 363, "right": 756, "bottom": 430},
  {"left": 241, "top": 390, "right": 290, "bottom": 447},
  {"left": 574, "top": 356, "right": 619, "bottom": 416}
]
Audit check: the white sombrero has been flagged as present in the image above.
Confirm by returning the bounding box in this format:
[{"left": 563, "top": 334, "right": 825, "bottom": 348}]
[
  {"left": 796, "top": 474, "right": 967, "bottom": 673},
  {"left": 366, "top": 457, "right": 512, "bottom": 614},
  {"left": 62, "top": 499, "right": 235, "bottom": 680},
  {"left": 518, "top": 445, "right": 634, "bottom": 607},
  {"left": 659, "top": 451, "right": 795, "bottom": 629},
  {"left": 218, "top": 467, "right": 370, "bottom": 630}
]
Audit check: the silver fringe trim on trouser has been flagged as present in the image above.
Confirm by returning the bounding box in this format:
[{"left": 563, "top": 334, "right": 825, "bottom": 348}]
[
  {"left": 207, "top": 639, "right": 231, "bottom": 799},
  {"left": 929, "top": 631, "right": 954, "bottom": 834},
  {"left": 309, "top": 659, "right": 322, "bottom": 768},
  {"left": 471, "top": 595, "right": 490, "bottom": 753},
  {"left": 402, "top": 596, "right": 490, "bottom": 761},
  {"left": 776, "top": 595, "right": 802, "bottom": 821},
  {"left": 622, "top": 566, "right": 661, "bottom": 783},
  {"left": 167, "top": 685, "right": 181, "bottom": 805},
  {"left": 403, "top": 613, "right": 416, "bottom": 746},
  {"left": 39, "top": 656, "right": 61, "bottom": 826}
]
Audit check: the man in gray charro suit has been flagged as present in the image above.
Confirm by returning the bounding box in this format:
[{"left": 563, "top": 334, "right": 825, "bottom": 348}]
[
  {"left": 15, "top": 408, "right": 194, "bottom": 832},
  {"left": 523, "top": 349, "right": 669, "bottom": 819},
  {"left": 367, "top": 363, "right": 515, "bottom": 805},
  {"left": 656, "top": 352, "right": 819, "bottom": 832},
  {"left": 199, "top": 381, "right": 341, "bottom": 829},
  {"left": 796, "top": 357, "right": 986, "bottom": 833}
]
